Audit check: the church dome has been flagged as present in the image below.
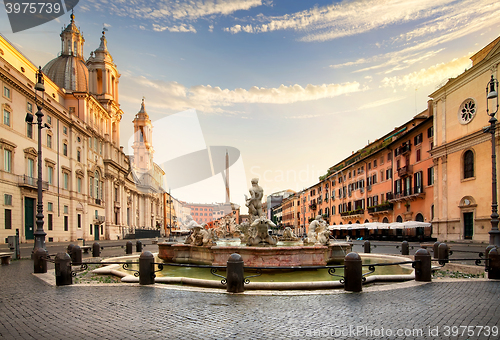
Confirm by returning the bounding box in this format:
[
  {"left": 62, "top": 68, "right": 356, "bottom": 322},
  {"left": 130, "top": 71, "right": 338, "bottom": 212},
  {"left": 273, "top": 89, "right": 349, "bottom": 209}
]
[
  {"left": 43, "top": 55, "right": 89, "bottom": 92},
  {"left": 42, "top": 13, "right": 89, "bottom": 92}
]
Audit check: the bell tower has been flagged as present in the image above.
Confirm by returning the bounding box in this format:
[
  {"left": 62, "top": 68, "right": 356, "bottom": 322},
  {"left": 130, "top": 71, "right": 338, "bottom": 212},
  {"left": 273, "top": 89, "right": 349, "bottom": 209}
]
[
  {"left": 87, "top": 29, "right": 122, "bottom": 145},
  {"left": 132, "top": 98, "right": 154, "bottom": 172}
]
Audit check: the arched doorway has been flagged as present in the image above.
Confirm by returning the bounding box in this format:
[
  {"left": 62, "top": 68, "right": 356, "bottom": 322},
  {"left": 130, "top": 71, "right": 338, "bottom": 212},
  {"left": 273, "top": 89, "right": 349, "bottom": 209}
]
[
  {"left": 415, "top": 213, "right": 424, "bottom": 222},
  {"left": 396, "top": 215, "right": 403, "bottom": 223},
  {"left": 382, "top": 217, "right": 389, "bottom": 223}
]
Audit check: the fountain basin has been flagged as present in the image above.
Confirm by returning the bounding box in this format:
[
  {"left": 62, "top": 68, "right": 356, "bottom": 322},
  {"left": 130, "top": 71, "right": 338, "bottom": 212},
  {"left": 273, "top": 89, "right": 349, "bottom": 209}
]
[{"left": 158, "top": 241, "right": 352, "bottom": 267}]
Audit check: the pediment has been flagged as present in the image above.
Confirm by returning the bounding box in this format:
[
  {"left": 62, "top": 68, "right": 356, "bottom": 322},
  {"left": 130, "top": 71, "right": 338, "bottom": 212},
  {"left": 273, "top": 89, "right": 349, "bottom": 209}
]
[{"left": 23, "top": 147, "right": 37, "bottom": 157}]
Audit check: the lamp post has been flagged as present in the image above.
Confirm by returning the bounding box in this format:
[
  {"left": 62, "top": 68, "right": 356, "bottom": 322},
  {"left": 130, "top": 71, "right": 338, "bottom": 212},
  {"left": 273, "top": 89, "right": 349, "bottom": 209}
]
[
  {"left": 168, "top": 188, "right": 173, "bottom": 242},
  {"left": 486, "top": 74, "right": 500, "bottom": 247},
  {"left": 26, "top": 66, "right": 49, "bottom": 270}
]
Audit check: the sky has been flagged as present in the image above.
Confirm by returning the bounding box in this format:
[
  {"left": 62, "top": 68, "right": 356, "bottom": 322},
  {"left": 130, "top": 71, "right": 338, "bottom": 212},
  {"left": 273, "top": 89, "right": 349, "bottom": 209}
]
[{"left": 2, "top": 0, "right": 500, "bottom": 211}]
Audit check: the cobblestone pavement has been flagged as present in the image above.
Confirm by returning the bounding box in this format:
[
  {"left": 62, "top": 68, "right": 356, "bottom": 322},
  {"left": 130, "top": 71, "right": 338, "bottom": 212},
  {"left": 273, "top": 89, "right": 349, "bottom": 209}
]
[{"left": 1, "top": 260, "right": 499, "bottom": 340}]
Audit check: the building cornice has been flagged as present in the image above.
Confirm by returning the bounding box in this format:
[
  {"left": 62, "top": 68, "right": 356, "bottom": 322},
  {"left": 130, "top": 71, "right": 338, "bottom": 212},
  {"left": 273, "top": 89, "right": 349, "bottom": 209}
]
[{"left": 430, "top": 125, "right": 497, "bottom": 158}]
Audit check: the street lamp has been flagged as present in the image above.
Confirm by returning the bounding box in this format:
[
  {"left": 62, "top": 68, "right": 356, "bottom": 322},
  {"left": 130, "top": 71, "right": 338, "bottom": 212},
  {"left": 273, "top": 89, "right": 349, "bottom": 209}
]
[
  {"left": 486, "top": 74, "right": 500, "bottom": 247},
  {"left": 168, "top": 188, "right": 173, "bottom": 242},
  {"left": 26, "top": 66, "right": 50, "bottom": 271}
]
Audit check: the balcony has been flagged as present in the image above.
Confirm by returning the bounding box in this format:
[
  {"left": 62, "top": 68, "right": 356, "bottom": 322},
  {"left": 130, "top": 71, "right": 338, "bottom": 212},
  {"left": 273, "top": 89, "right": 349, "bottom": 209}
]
[
  {"left": 389, "top": 186, "right": 425, "bottom": 202},
  {"left": 18, "top": 175, "right": 48, "bottom": 191},
  {"left": 397, "top": 165, "right": 412, "bottom": 177},
  {"left": 340, "top": 208, "right": 364, "bottom": 218},
  {"left": 368, "top": 203, "right": 393, "bottom": 214},
  {"left": 93, "top": 215, "right": 105, "bottom": 225},
  {"left": 399, "top": 143, "right": 411, "bottom": 155},
  {"left": 309, "top": 203, "right": 317, "bottom": 210}
]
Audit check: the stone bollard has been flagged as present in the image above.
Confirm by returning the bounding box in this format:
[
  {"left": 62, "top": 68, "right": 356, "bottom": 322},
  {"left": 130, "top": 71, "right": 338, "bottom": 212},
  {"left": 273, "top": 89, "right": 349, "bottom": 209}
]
[
  {"left": 92, "top": 242, "right": 101, "bottom": 257},
  {"left": 136, "top": 240, "right": 143, "bottom": 253},
  {"left": 438, "top": 243, "right": 449, "bottom": 264},
  {"left": 126, "top": 241, "right": 133, "bottom": 254},
  {"left": 71, "top": 245, "right": 82, "bottom": 264},
  {"left": 344, "top": 252, "right": 362, "bottom": 292},
  {"left": 414, "top": 248, "right": 432, "bottom": 282},
  {"left": 487, "top": 247, "right": 500, "bottom": 280},
  {"left": 33, "top": 248, "right": 47, "bottom": 273},
  {"left": 55, "top": 252, "right": 72, "bottom": 286},
  {"left": 363, "top": 240, "right": 371, "bottom": 253},
  {"left": 139, "top": 251, "right": 155, "bottom": 285},
  {"left": 226, "top": 253, "right": 245, "bottom": 293},
  {"left": 67, "top": 244, "right": 75, "bottom": 254},
  {"left": 401, "top": 240, "right": 409, "bottom": 255},
  {"left": 433, "top": 241, "right": 441, "bottom": 259}
]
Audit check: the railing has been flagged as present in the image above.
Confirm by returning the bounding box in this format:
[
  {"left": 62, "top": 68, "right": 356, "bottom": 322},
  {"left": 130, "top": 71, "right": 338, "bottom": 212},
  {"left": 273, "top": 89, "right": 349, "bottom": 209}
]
[
  {"left": 18, "top": 175, "right": 49, "bottom": 190},
  {"left": 392, "top": 186, "right": 424, "bottom": 199},
  {"left": 340, "top": 209, "right": 364, "bottom": 217},
  {"left": 40, "top": 241, "right": 494, "bottom": 293},
  {"left": 396, "top": 143, "right": 411, "bottom": 156},
  {"left": 397, "top": 165, "right": 412, "bottom": 177},
  {"left": 367, "top": 203, "right": 393, "bottom": 214},
  {"left": 94, "top": 215, "right": 105, "bottom": 224}
]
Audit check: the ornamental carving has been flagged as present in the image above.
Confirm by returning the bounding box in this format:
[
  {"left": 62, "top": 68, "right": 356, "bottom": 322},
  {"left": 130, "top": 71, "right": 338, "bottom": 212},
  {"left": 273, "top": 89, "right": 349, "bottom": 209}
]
[{"left": 458, "top": 98, "right": 476, "bottom": 125}]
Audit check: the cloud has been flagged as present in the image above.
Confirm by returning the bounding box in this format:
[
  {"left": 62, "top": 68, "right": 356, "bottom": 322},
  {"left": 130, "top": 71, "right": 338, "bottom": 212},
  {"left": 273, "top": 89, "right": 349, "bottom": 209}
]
[
  {"left": 121, "top": 76, "right": 361, "bottom": 114},
  {"left": 380, "top": 55, "right": 472, "bottom": 90},
  {"left": 224, "top": 0, "right": 455, "bottom": 38},
  {"left": 83, "top": 0, "right": 264, "bottom": 21},
  {"left": 152, "top": 23, "right": 197, "bottom": 33},
  {"left": 223, "top": 0, "right": 500, "bottom": 45}
]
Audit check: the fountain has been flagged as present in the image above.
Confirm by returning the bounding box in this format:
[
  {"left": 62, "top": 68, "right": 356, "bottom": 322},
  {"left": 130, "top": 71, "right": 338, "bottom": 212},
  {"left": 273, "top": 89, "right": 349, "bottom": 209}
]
[{"left": 158, "top": 178, "right": 352, "bottom": 267}]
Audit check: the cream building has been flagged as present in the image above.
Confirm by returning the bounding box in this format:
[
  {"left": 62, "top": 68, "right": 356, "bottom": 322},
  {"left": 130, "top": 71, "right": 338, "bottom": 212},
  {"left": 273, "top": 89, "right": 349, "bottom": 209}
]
[
  {"left": 0, "top": 14, "right": 164, "bottom": 244},
  {"left": 430, "top": 37, "right": 500, "bottom": 242}
]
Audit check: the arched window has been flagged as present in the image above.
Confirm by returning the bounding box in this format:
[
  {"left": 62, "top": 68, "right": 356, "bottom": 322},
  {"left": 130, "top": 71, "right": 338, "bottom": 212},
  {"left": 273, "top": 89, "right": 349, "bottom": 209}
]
[
  {"left": 396, "top": 215, "right": 403, "bottom": 223},
  {"left": 415, "top": 213, "right": 424, "bottom": 222},
  {"left": 382, "top": 217, "right": 389, "bottom": 223},
  {"left": 464, "top": 150, "right": 474, "bottom": 179}
]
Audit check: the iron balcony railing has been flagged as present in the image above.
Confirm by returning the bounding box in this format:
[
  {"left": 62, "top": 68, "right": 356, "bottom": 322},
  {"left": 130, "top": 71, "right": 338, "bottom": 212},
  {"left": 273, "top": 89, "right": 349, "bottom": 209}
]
[
  {"left": 340, "top": 209, "right": 364, "bottom": 217},
  {"left": 393, "top": 186, "right": 424, "bottom": 199},
  {"left": 367, "top": 203, "right": 393, "bottom": 214},
  {"left": 397, "top": 165, "right": 413, "bottom": 177},
  {"left": 18, "top": 175, "right": 49, "bottom": 190}
]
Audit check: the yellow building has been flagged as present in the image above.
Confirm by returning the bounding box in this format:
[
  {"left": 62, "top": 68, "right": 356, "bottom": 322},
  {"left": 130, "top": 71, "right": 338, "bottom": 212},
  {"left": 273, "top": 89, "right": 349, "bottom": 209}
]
[
  {"left": 430, "top": 37, "right": 500, "bottom": 242},
  {"left": 0, "top": 14, "right": 164, "bottom": 243}
]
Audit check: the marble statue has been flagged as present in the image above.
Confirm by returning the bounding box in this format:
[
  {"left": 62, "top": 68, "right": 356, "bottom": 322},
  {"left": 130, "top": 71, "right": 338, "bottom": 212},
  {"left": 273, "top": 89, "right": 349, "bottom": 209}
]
[
  {"left": 245, "top": 178, "right": 264, "bottom": 223},
  {"left": 183, "top": 215, "right": 215, "bottom": 246},
  {"left": 236, "top": 221, "right": 253, "bottom": 243},
  {"left": 279, "top": 227, "right": 299, "bottom": 241},
  {"left": 241, "top": 178, "right": 278, "bottom": 246},
  {"left": 247, "top": 216, "right": 277, "bottom": 246},
  {"left": 184, "top": 225, "right": 215, "bottom": 246},
  {"left": 182, "top": 215, "right": 201, "bottom": 230},
  {"left": 304, "top": 215, "right": 330, "bottom": 245}
]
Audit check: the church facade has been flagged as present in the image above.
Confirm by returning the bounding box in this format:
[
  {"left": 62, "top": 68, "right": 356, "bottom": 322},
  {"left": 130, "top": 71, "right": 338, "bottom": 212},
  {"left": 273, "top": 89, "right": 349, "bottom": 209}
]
[
  {"left": 430, "top": 37, "right": 500, "bottom": 242},
  {"left": 0, "top": 14, "right": 164, "bottom": 243}
]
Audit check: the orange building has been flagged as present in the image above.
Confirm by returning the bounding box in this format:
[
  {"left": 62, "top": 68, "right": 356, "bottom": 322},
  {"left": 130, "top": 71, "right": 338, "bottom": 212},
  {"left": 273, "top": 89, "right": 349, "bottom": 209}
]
[
  {"left": 296, "top": 104, "right": 435, "bottom": 230},
  {"left": 281, "top": 194, "right": 300, "bottom": 233}
]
